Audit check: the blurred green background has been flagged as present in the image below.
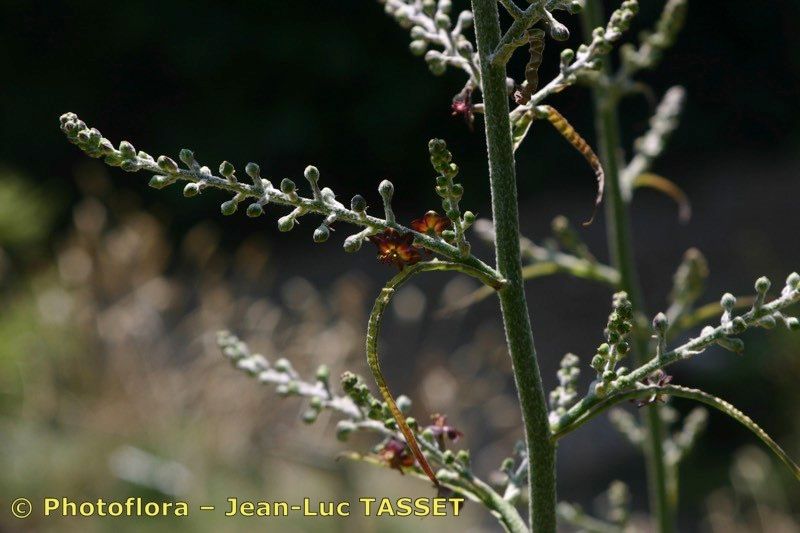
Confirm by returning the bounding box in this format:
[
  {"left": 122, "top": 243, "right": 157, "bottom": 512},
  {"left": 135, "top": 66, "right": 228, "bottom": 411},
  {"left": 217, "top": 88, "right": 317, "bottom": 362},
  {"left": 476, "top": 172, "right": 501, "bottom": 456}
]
[{"left": 1, "top": 1, "right": 799, "bottom": 531}]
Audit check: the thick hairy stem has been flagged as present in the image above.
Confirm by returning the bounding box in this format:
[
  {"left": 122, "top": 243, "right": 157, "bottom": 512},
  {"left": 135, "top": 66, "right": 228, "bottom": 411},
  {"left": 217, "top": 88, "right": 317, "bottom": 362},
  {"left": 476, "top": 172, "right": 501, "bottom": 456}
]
[
  {"left": 580, "top": 2, "right": 673, "bottom": 531},
  {"left": 472, "top": 1, "right": 556, "bottom": 531}
]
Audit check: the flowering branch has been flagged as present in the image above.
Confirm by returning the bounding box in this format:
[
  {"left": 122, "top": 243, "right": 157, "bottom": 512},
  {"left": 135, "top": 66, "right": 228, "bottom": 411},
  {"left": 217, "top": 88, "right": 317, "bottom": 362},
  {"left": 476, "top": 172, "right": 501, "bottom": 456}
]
[
  {"left": 59, "top": 113, "right": 501, "bottom": 285},
  {"left": 219, "top": 330, "right": 528, "bottom": 532},
  {"left": 621, "top": 86, "right": 686, "bottom": 193},
  {"left": 551, "top": 273, "right": 800, "bottom": 447},
  {"left": 616, "top": 0, "right": 688, "bottom": 84},
  {"left": 379, "top": 0, "right": 640, "bottom": 156},
  {"left": 621, "top": 87, "right": 691, "bottom": 221},
  {"left": 380, "top": 0, "right": 480, "bottom": 86}
]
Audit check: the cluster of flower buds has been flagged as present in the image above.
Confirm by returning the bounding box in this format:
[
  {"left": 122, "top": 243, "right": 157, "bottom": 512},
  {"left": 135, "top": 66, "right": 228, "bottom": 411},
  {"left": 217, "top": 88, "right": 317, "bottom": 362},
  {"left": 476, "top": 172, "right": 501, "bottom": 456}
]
[
  {"left": 564, "top": 0, "right": 639, "bottom": 80},
  {"left": 591, "top": 292, "right": 634, "bottom": 396},
  {"left": 341, "top": 371, "right": 391, "bottom": 422},
  {"left": 595, "top": 0, "right": 639, "bottom": 48},
  {"left": 705, "top": 274, "right": 800, "bottom": 356},
  {"left": 61, "top": 113, "right": 346, "bottom": 245},
  {"left": 620, "top": 0, "right": 688, "bottom": 73},
  {"left": 217, "top": 330, "right": 360, "bottom": 423},
  {"left": 61, "top": 114, "right": 500, "bottom": 286},
  {"left": 498, "top": 440, "right": 528, "bottom": 503},
  {"left": 549, "top": 353, "right": 581, "bottom": 425},
  {"left": 428, "top": 139, "right": 474, "bottom": 257},
  {"left": 602, "top": 272, "right": 800, "bottom": 397},
  {"left": 622, "top": 86, "right": 686, "bottom": 183},
  {"left": 218, "top": 333, "right": 487, "bottom": 502},
  {"left": 379, "top": 0, "right": 477, "bottom": 81}
]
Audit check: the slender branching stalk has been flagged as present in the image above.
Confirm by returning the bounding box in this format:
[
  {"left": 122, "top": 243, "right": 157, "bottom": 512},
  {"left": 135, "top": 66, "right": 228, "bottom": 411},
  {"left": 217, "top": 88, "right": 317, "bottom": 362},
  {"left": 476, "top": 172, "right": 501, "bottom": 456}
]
[
  {"left": 366, "top": 259, "right": 504, "bottom": 488},
  {"left": 552, "top": 384, "right": 800, "bottom": 480}
]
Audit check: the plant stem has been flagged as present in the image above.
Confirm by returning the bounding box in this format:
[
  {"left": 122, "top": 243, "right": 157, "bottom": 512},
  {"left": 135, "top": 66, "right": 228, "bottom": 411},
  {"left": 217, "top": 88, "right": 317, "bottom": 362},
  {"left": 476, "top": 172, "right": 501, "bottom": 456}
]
[
  {"left": 471, "top": 1, "right": 557, "bottom": 531},
  {"left": 580, "top": 2, "right": 673, "bottom": 531}
]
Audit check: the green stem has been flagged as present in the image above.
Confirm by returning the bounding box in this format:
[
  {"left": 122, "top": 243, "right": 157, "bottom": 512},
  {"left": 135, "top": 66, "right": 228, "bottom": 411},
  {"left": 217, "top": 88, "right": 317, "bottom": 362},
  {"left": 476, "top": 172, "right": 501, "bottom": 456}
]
[
  {"left": 366, "top": 260, "right": 505, "bottom": 488},
  {"left": 471, "top": 1, "right": 556, "bottom": 531},
  {"left": 580, "top": 2, "right": 673, "bottom": 531},
  {"left": 550, "top": 385, "right": 800, "bottom": 481}
]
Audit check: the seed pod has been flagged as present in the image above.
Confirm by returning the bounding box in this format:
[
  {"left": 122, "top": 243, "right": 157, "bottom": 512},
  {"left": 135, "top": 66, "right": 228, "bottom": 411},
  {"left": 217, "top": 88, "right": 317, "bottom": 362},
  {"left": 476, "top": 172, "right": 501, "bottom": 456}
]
[{"left": 517, "top": 29, "right": 545, "bottom": 104}]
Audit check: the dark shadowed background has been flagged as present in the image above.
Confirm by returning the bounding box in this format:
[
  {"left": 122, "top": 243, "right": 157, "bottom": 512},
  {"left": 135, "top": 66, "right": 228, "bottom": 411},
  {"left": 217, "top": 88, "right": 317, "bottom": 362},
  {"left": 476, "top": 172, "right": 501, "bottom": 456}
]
[{"left": 1, "top": 1, "right": 799, "bottom": 531}]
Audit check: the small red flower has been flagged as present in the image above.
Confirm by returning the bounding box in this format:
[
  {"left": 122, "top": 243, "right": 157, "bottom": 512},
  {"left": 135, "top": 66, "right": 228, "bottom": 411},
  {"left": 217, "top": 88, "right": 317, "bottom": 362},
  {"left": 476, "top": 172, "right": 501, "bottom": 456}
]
[
  {"left": 410, "top": 210, "right": 451, "bottom": 237},
  {"left": 451, "top": 88, "right": 475, "bottom": 130},
  {"left": 634, "top": 370, "right": 673, "bottom": 408},
  {"left": 426, "top": 414, "right": 463, "bottom": 448},
  {"left": 377, "top": 438, "right": 415, "bottom": 474},
  {"left": 368, "top": 229, "right": 422, "bottom": 270}
]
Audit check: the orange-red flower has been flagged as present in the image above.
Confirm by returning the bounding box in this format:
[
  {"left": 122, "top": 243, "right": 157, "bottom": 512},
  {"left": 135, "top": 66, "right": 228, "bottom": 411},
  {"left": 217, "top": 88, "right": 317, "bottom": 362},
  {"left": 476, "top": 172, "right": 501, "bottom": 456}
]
[
  {"left": 410, "top": 210, "right": 451, "bottom": 236},
  {"left": 377, "top": 438, "right": 415, "bottom": 474},
  {"left": 368, "top": 229, "right": 422, "bottom": 270}
]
